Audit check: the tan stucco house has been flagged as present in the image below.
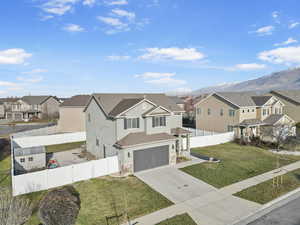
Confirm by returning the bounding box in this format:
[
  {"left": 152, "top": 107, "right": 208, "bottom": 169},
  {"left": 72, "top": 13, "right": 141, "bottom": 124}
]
[
  {"left": 195, "top": 92, "right": 295, "bottom": 140},
  {"left": 84, "top": 93, "right": 189, "bottom": 174},
  {"left": 57, "top": 95, "right": 90, "bottom": 133},
  {"left": 269, "top": 90, "right": 300, "bottom": 123}
]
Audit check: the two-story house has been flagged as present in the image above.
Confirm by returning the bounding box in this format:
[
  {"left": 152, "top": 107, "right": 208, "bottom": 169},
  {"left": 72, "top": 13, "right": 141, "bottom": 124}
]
[
  {"left": 195, "top": 92, "right": 295, "bottom": 140},
  {"left": 269, "top": 90, "right": 300, "bottom": 123},
  {"left": 58, "top": 95, "right": 90, "bottom": 132},
  {"left": 6, "top": 96, "right": 60, "bottom": 121},
  {"left": 84, "top": 93, "right": 190, "bottom": 174}
]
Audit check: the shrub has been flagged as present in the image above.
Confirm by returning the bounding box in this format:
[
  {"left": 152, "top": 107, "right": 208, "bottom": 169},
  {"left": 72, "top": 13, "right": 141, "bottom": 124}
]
[{"left": 38, "top": 186, "right": 81, "bottom": 225}]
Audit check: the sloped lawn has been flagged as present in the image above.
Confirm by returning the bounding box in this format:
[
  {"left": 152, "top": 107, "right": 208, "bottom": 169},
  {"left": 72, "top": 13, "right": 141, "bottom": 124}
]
[
  {"left": 156, "top": 213, "right": 197, "bottom": 225},
  {"left": 234, "top": 168, "right": 300, "bottom": 204},
  {"left": 27, "top": 176, "right": 172, "bottom": 225},
  {"left": 45, "top": 141, "right": 85, "bottom": 153},
  {"left": 181, "top": 143, "right": 300, "bottom": 188},
  {"left": 0, "top": 155, "right": 11, "bottom": 188}
]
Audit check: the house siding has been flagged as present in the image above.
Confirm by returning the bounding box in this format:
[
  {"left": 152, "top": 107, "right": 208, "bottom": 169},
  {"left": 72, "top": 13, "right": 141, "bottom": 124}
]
[
  {"left": 58, "top": 107, "right": 86, "bottom": 132},
  {"left": 85, "top": 98, "right": 117, "bottom": 159},
  {"left": 195, "top": 95, "right": 240, "bottom": 132},
  {"left": 41, "top": 97, "right": 60, "bottom": 118},
  {"left": 269, "top": 93, "right": 300, "bottom": 122},
  {"left": 14, "top": 153, "right": 46, "bottom": 172}
]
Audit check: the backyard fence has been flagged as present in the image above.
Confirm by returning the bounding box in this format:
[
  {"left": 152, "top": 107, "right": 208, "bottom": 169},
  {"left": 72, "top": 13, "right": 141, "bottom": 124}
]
[
  {"left": 183, "top": 127, "right": 220, "bottom": 137},
  {"left": 12, "top": 156, "right": 120, "bottom": 196},
  {"left": 183, "top": 131, "right": 234, "bottom": 148},
  {"left": 13, "top": 132, "right": 86, "bottom": 148},
  {"left": 12, "top": 124, "right": 58, "bottom": 138}
]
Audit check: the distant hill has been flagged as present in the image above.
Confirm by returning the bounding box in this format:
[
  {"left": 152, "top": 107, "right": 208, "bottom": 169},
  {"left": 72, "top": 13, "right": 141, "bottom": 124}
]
[{"left": 192, "top": 68, "right": 300, "bottom": 96}]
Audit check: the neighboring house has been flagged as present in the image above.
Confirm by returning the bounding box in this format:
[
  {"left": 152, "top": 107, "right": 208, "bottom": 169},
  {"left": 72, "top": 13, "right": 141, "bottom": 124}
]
[
  {"left": 0, "top": 103, "right": 4, "bottom": 119},
  {"left": 269, "top": 90, "right": 300, "bottom": 123},
  {"left": 84, "top": 93, "right": 189, "bottom": 174},
  {"left": 168, "top": 96, "right": 185, "bottom": 109},
  {"left": 14, "top": 146, "right": 46, "bottom": 174},
  {"left": 57, "top": 95, "right": 90, "bottom": 133},
  {"left": 6, "top": 96, "right": 60, "bottom": 121},
  {"left": 195, "top": 92, "right": 295, "bottom": 140}
]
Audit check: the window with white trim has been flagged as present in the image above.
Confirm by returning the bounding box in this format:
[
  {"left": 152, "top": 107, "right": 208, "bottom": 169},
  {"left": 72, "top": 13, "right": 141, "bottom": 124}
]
[
  {"left": 152, "top": 116, "right": 166, "bottom": 127},
  {"left": 229, "top": 109, "right": 235, "bottom": 117},
  {"left": 124, "top": 118, "right": 140, "bottom": 129}
]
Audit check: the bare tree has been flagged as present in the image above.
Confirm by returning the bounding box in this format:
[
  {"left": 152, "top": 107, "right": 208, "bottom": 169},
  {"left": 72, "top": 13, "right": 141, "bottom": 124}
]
[{"left": 0, "top": 188, "right": 33, "bottom": 225}]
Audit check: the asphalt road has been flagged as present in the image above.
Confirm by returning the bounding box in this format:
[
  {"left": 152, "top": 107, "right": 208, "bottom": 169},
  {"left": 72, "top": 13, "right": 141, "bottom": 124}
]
[
  {"left": 0, "top": 124, "right": 52, "bottom": 136},
  {"left": 248, "top": 196, "right": 300, "bottom": 225}
]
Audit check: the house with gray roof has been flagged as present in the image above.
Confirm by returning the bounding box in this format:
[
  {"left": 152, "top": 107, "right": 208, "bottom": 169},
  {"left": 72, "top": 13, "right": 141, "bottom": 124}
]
[
  {"left": 195, "top": 92, "right": 295, "bottom": 141},
  {"left": 269, "top": 90, "right": 300, "bottom": 123},
  {"left": 84, "top": 93, "right": 190, "bottom": 174},
  {"left": 57, "top": 95, "right": 90, "bottom": 132},
  {"left": 6, "top": 95, "right": 60, "bottom": 121}
]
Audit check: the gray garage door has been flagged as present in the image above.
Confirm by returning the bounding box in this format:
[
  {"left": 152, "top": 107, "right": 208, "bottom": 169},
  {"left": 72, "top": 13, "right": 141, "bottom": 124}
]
[{"left": 134, "top": 145, "right": 169, "bottom": 172}]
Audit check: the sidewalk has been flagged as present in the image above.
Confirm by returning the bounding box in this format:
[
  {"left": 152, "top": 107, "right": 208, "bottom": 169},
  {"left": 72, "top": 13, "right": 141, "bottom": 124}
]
[
  {"left": 220, "top": 160, "right": 300, "bottom": 195},
  {"left": 126, "top": 160, "right": 300, "bottom": 225}
]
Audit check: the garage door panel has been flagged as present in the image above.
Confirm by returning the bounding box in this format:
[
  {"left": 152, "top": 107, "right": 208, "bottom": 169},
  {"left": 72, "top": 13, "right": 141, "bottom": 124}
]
[{"left": 134, "top": 145, "right": 169, "bottom": 172}]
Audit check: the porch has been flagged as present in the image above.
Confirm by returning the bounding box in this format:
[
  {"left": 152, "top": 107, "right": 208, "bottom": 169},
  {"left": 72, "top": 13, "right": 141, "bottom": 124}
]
[{"left": 171, "top": 127, "right": 191, "bottom": 158}]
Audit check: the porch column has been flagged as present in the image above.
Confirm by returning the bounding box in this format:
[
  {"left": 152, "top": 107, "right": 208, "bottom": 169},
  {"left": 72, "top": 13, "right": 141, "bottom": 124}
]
[
  {"left": 179, "top": 135, "right": 183, "bottom": 155},
  {"left": 186, "top": 134, "right": 191, "bottom": 157}
]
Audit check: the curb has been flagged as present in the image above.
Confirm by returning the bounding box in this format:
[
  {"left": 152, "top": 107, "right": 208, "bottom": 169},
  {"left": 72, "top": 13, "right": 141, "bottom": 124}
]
[{"left": 231, "top": 187, "right": 300, "bottom": 225}]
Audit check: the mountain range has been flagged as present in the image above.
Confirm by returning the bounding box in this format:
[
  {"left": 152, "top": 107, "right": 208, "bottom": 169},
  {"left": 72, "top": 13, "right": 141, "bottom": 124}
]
[{"left": 192, "top": 67, "right": 300, "bottom": 96}]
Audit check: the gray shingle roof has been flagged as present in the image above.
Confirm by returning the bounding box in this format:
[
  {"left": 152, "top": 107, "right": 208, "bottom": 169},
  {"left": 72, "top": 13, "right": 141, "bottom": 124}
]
[
  {"left": 0, "top": 98, "right": 20, "bottom": 103},
  {"left": 115, "top": 132, "right": 176, "bottom": 148},
  {"left": 21, "top": 96, "right": 51, "bottom": 105},
  {"left": 60, "top": 95, "right": 90, "bottom": 107},
  {"left": 239, "top": 119, "right": 265, "bottom": 127},
  {"left": 215, "top": 92, "right": 273, "bottom": 107},
  {"left": 263, "top": 114, "right": 285, "bottom": 125},
  {"left": 14, "top": 146, "right": 46, "bottom": 157},
  {"left": 168, "top": 96, "right": 184, "bottom": 104},
  {"left": 109, "top": 98, "right": 144, "bottom": 117},
  {"left": 92, "top": 93, "right": 183, "bottom": 117},
  {"left": 251, "top": 96, "right": 272, "bottom": 106},
  {"left": 270, "top": 90, "right": 300, "bottom": 105}
]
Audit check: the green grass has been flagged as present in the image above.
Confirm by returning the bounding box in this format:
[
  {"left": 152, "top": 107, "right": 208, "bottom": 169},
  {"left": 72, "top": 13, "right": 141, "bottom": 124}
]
[
  {"left": 234, "top": 169, "right": 300, "bottom": 204},
  {"left": 181, "top": 143, "right": 300, "bottom": 188},
  {"left": 0, "top": 155, "right": 11, "bottom": 189},
  {"left": 156, "top": 213, "right": 197, "bottom": 225},
  {"left": 45, "top": 141, "right": 86, "bottom": 153},
  {"left": 26, "top": 176, "right": 172, "bottom": 225}
]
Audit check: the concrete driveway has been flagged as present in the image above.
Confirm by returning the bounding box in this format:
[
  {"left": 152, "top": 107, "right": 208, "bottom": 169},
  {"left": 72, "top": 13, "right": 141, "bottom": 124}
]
[{"left": 136, "top": 165, "right": 217, "bottom": 204}]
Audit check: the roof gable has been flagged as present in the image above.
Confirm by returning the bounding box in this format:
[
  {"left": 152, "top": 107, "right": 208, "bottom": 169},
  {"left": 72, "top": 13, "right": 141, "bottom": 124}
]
[
  {"left": 21, "top": 96, "right": 52, "bottom": 105},
  {"left": 270, "top": 90, "right": 300, "bottom": 105},
  {"left": 143, "top": 106, "right": 171, "bottom": 117}
]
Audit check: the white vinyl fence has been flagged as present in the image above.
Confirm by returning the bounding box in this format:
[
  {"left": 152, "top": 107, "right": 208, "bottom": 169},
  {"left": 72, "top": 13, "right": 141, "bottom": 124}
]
[
  {"left": 13, "top": 132, "right": 86, "bottom": 148},
  {"left": 12, "top": 125, "right": 58, "bottom": 138},
  {"left": 183, "top": 131, "right": 234, "bottom": 148},
  {"left": 184, "top": 127, "right": 220, "bottom": 137},
  {"left": 12, "top": 156, "right": 119, "bottom": 196}
]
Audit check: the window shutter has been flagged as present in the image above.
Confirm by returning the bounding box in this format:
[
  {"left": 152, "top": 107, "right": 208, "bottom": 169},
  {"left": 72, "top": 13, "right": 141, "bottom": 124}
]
[
  {"left": 152, "top": 117, "right": 155, "bottom": 127},
  {"left": 137, "top": 118, "right": 140, "bottom": 128},
  {"left": 124, "top": 118, "right": 127, "bottom": 129}
]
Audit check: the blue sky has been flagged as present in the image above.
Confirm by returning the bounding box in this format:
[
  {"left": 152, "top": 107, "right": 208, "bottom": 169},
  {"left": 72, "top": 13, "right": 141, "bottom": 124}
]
[{"left": 1, "top": 0, "right": 300, "bottom": 97}]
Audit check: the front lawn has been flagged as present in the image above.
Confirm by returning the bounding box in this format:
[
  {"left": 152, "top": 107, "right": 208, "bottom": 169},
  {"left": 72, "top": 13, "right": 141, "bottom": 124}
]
[
  {"left": 45, "top": 141, "right": 86, "bottom": 153},
  {"left": 0, "top": 155, "right": 11, "bottom": 188},
  {"left": 181, "top": 143, "right": 300, "bottom": 188},
  {"left": 156, "top": 213, "right": 197, "bottom": 225},
  {"left": 234, "top": 168, "right": 300, "bottom": 204},
  {"left": 27, "top": 176, "right": 172, "bottom": 225}
]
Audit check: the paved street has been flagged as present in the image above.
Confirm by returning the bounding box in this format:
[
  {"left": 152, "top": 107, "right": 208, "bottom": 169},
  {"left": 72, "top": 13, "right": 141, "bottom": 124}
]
[{"left": 248, "top": 196, "right": 300, "bottom": 225}]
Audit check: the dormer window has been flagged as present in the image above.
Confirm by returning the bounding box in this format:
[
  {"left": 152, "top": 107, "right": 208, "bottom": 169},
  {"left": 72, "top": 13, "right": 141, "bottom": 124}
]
[{"left": 152, "top": 116, "right": 166, "bottom": 127}]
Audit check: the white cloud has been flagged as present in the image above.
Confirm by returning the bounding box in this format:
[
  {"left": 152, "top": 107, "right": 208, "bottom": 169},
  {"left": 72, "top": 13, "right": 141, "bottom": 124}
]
[
  {"left": 0, "top": 49, "right": 32, "bottom": 65},
  {"left": 111, "top": 8, "right": 135, "bottom": 21},
  {"left": 83, "top": 0, "right": 96, "bottom": 6},
  {"left": 107, "top": 55, "right": 131, "bottom": 60},
  {"left": 41, "top": 0, "right": 79, "bottom": 16},
  {"left": 229, "top": 63, "right": 266, "bottom": 71},
  {"left": 135, "top": 72, "right": 175, "bottom": 79},
  {"left": 274, "top": 37, "right": 298, "bottom": 46},
  {"left": 22, "top": 69, "right": 48, "bottom": 74},
  {"left": 97, "top": 16, "right": 129, "bottom": 34},
  {"left": 289, "top": 22, "right": 300, "bottom": 29},
  {"left": 258, "top": 46, "right": 300, "bottom": 64},
  {"left": 146, "top": 77, "right": 187, "bottom": 86},
  {"left": 139, "top": 47, "right": 205, "bottom": 61},
  {"left": 272, "top": 11, "right": 280, "bottom": 23},
  {"left": 40, "top": 15, "right": 54, "bottom": 21},
  {"left": 0, "top": 81, "right": 20, "bottom": 87},
  {"left": 254, "top": 25, "right": 274, "bottom": 36},
  {"left": 17, "top": 76, "right": 44, "bottom": 83},
  {"left": 104, "top": 0, "right": 128, "bottom": 6},
  {"left": 63, "top": 24, "right": 85, "bottom": 32}
]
